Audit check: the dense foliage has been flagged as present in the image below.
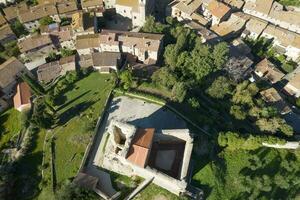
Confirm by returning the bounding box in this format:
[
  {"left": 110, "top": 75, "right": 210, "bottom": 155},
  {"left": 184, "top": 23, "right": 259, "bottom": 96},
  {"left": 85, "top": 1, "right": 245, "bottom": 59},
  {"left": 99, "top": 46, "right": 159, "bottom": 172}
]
[
  {"left": 39, "top": 16, "right": 55, "bottom": 26},
  {"left": 218, "top": 131, "right": 286, "bottom": 150},
  {"left": 56, "top": 181, "right": 99, "bottom": 200}
]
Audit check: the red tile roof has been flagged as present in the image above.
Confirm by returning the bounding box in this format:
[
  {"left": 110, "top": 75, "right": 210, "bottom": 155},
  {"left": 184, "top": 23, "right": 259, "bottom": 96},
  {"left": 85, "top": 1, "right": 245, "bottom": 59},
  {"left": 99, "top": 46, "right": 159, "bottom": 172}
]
[
  {"left": 13, "top": 82, "right": 31, "bottom": 109},
  {"left": 126, "top": 128, "right": 155, "bottom": 168}
]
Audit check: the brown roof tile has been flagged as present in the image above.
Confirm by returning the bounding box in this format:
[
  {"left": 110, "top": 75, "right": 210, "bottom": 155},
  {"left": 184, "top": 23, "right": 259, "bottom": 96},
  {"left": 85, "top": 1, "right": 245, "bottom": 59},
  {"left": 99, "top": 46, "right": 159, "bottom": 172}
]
[
  {"left": 13, "top": 82, "right": 31, "bottom": 109},
  {"left": 0, "top": 24, "right": 16, "bottom": 42},
  {"left": 0, "top": 57, "right": 25, "bottom": 89},
  {"left": 255, "top": 58, "right": 284, "bottom": 83},
  {"left": 208, "top": 0, "right": 231, "bottom": 19},
  {"left": 18, "top": 34, "right": 53, "bottom": 53},
  {"left": 19, "top": 3, "right": 58, "bottom": 23},
  {"left": 126, "top": 128, "right": 155, "bottom": 168}
]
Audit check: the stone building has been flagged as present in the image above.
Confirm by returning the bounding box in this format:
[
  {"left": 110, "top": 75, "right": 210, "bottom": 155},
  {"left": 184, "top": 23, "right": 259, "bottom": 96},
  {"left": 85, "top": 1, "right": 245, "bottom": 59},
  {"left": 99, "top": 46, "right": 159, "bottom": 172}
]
[
  {"left": 0, "top": 24, "right": 17, "bottom": 46},
  {"left": 110, "top": 0, "right": 155, "bottom": 27},
  {"left": 18, "top": 34, "right": 56, "bottom": 59},
  {"left": 92, "top": 52, "right": 123, "bottom": 73},
  {"left": 100, "top": 120, "right": 194, "bottom": 196},
  {"left": 283, "top": 72, "right": 300, "bottom": 98},
  {"left": 76, "top": 30, "right": 164, "bottom": 63},
  {"left": 18, "top": 3, "right": 60, "bottom": 32},
  {"left": 0, "top": 58, "right": 27, "bottom": 100},
  {"left": 13, "top": 82, "right": 32, "bottom": 112},
  {"left": 243, "top": 0, "right": 300, "bottom": 34},
  {"left": 253, "top": 58, "right": 284, "bottom": 84}
]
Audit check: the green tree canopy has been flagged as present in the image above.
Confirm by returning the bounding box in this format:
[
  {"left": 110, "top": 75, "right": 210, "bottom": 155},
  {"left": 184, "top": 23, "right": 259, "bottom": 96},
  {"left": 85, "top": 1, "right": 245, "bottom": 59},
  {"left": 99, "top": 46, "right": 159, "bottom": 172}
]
[
  {"left": 39, "top": 16, "right": 54, "bottom": 26},
  {"left": 120, "top": 70, "right": 133, "bottom": 90},
  {"left": 206, "top": 76, "right": 233, "bottom": 99}
]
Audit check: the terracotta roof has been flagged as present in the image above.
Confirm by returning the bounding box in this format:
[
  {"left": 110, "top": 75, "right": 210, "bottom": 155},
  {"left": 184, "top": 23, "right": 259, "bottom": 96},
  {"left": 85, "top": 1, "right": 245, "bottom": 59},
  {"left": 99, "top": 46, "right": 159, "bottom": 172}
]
[
  {"left": 244, "top": 0, "right": 274, "bottom": 15},
  {"left": 0, "top": 24, "right": 16, "bottom": 42},
  {"left": 126, "top": 128, "right": 155, "bottom": 168},
  {"left": 260, "top": 87, "right": 291, "bottom": 114},
  {"left": 263, "top": 24, "right": 300, "bottom": 49},
  {"left": 18, "top": 35, "right": 53, "bottom": 53},
  {"left": 223, "top": 0, "right": 244, "bottom": 9},
  {"left": 287, "top": 73, "right": 300, "bottom": 90},
  {"left": 0, "top": 57, "right": 25, "bottom": 89},
  {"left": 2, "top": 6, "right": 18, "bottom": 21},
  {"left": 245, "top": 17, "right": 268, "bottom": 36},
  {"left": 78, "top": 54, "right": 93, "bottom": 68},
  {"left": 92, "top": 52, "right": 121, "bottom": 67},
  {"left": 101, "top": 29, "right": 164, "bottom": 52},
  {"left": 59, "top": 55, "right": 75, "bottom": 65},
  {"left": 19, "top": 3, "right": 58, "bottom": 23},
  {"left": 191, "top": 13, "right": 209, "bottom": 26},
  {"left": 13, "top": 82, "right": 31, "bottom": 109},
  {"left": 174, "top": 0, "right": 203, "bottom": 16},
  {"left": 211, "top": 12, "right": 246, "bottom": 36},
  {"left": 116, "top": 0, "right": 139, "bottom": 11},
  {"left": 255, "top": 58, "right": 284, "bottom": 83},
  {"left": 57, "top": 0, "right": 78, "bottom": 14},
  {"left": 81, "top": 0, "right": 103, "bottom": 8},
  {"left": 76, "top": 33, "right": 101, "bottom": 49},
  {"left": 0, "top": 14, "right": 6, "bottom": 26},
  {"left": 37, "top": 61, "right": 61, "bottom": 83},
  {"left": 208, "top": 0, "right": 231, "bottom": 19}
]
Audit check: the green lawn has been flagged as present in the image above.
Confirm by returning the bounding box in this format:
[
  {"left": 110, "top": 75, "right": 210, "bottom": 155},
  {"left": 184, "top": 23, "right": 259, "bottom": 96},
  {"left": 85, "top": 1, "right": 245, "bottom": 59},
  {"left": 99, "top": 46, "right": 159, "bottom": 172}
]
[
  {"left": 0, "top": 108, "right": 22, "bottom": 150},
  {"left": 39, "top": 72, "right": 114, "bottom": 199},
  {"left": 192, "top": 148, "right": 300, "bottom": 199},
  {"left": 134, "top": 184, "right": 188, "bottom": 200},
  {"left": 54, "top": 72, "right": 114, "bottom": 183},
  {"left": 278, "top": 0, "right": 300, "bottom": 6}
]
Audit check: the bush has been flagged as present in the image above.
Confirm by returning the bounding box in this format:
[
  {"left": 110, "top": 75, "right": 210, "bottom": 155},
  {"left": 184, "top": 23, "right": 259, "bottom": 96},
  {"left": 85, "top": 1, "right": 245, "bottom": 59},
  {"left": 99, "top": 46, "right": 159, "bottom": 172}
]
[{"left": 188, "top": 97, "right": 200, "bottom": 109}]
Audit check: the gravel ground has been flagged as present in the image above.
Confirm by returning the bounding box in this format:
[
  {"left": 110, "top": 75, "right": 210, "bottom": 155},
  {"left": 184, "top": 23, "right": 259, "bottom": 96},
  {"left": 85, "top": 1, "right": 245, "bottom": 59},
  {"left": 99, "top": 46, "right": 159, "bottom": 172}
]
[{"left": 106, "top": 96, "right": 187, "bottom": 130}]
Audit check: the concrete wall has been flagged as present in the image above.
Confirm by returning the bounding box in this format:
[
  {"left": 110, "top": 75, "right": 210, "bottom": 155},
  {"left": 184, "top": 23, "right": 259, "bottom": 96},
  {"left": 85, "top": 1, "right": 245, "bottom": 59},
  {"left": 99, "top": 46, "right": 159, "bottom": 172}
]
[{"left": 262, "top": 142, "right": 300, "bottom": 149}]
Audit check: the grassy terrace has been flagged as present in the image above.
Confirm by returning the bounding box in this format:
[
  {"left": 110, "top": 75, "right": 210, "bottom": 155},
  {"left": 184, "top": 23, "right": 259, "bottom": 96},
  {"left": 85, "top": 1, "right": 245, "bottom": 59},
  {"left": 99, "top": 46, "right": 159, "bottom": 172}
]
[
  {"left": 134, "top": 184, "right": 188, "bottom": 200},
  {"left": 39, "top": 72, "right": 114, "bottom": 199},
  {"left": 0, "top": 109, "right": 22, "bottom": 150}
]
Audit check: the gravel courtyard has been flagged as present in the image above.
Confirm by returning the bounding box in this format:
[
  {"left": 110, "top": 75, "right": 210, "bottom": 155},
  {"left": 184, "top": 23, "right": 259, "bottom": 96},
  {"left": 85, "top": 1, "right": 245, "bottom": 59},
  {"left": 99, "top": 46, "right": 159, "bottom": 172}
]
[{"left": 105, "top": 96, "right": 187, "bottom": 130}]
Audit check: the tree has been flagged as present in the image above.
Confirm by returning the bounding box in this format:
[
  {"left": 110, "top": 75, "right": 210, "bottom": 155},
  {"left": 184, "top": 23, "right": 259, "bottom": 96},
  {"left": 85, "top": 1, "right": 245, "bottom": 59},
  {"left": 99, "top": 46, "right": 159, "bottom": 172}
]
[
  {"left": 188, "top": 97, "right": 200, "bottom": 109},
  {"left": 39, "top": 16, "right": 54, "bottom": 26},
  {"left": 171, "top": 82, "right": 187, "bottom": 102},
  {"left": 218, "top": 131, "right": 285, "bottom": 150},
  {"left": 47, "top": 51, "right": 59, "bottom": 62},
  {"left": 10, "top": 20, "right": 28, "bottom": 37},
  {"left": 255, "top": 117, "right": 293, "bottom": 136},
  {"left": 230, "top": 105, "right": 247, "bottom": 120},
  {"left": 152, "top": 67, "right": 177, "bottom": 90},
  {"left": 279, "top": 123, "right": 293, "bottom": 136},
  {"left": 232, "top": 81, "right": 255, "bottom": 106},
  {"left": 206, "top": 76, "right": 233, "bottom": 99},
  {"left": 212, "top": 42, "right": 229, "bottom": 69},
  {"left": 141, "top": 16, "right": 166, "bottom": 33},
  {"left": 120, "top": 70, "right": 133, "bottom": 90},
  {"left": 56, "top": 181, "right": 99, "bottom": 200},
  {"left": 61, "top": 48, "right": 75, "bottom": 57},
  {"left": 60, "top": 17, "right": 71, "bottom": 26},
  {"left": 4, "top": 41, "right": 20, "bottom": 57}
]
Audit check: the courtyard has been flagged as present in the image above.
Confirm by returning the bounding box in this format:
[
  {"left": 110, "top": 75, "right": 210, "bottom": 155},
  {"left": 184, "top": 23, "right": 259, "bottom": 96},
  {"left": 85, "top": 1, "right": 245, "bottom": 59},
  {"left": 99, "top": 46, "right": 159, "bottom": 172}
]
[{"left": 84, "top": 96, "right": 189, "bottom": 199}]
